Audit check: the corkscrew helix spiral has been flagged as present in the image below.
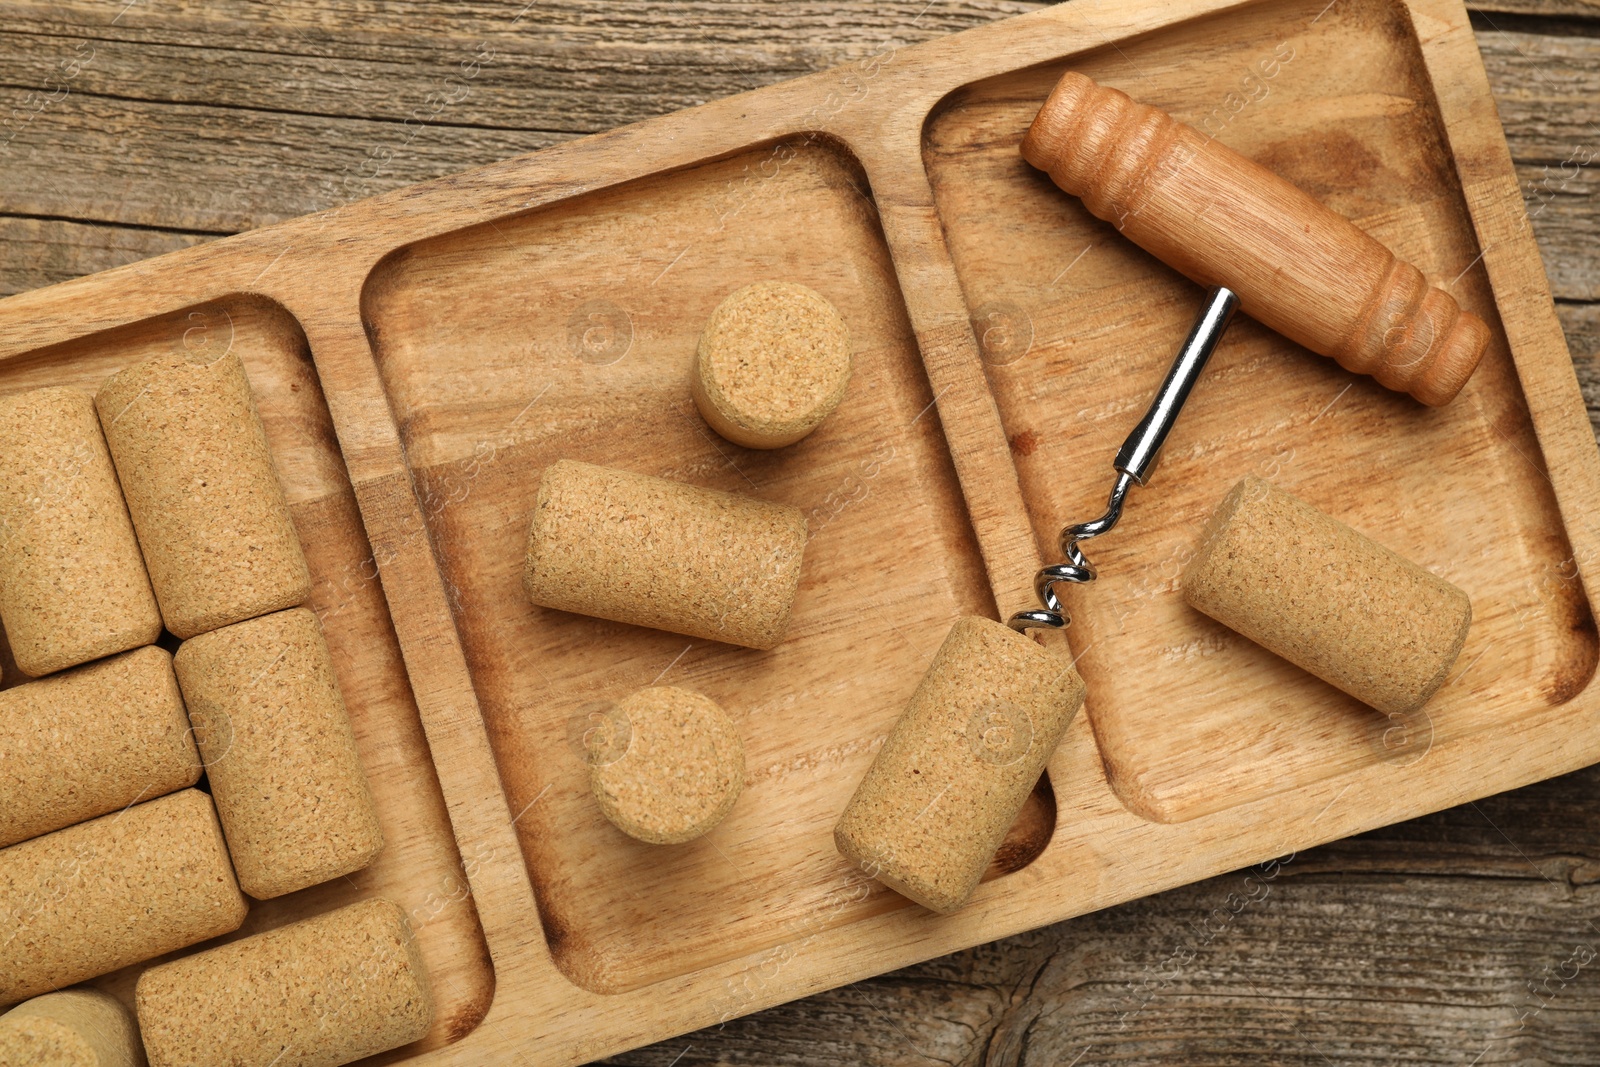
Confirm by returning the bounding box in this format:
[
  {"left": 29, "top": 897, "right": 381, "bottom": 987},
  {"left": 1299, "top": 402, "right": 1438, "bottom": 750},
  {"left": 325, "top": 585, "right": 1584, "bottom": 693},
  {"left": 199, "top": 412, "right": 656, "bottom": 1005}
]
[{"left": 1009, "top": 287, "right": 1239, "bottom": 633}]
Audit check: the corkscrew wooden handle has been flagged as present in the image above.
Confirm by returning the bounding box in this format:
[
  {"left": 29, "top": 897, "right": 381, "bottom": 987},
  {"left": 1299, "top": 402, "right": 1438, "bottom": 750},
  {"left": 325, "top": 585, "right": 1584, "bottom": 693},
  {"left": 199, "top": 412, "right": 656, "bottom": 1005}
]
[{"left": 1021, "top": 72, "right": 1489, "bottom": 406}]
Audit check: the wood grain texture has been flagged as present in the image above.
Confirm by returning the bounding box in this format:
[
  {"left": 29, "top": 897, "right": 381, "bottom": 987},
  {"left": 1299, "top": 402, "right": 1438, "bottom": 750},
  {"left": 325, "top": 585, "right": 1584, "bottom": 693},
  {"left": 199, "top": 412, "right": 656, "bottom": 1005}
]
[{"left": 1, "top": 0, "right": 1597, "bottom": 1064}]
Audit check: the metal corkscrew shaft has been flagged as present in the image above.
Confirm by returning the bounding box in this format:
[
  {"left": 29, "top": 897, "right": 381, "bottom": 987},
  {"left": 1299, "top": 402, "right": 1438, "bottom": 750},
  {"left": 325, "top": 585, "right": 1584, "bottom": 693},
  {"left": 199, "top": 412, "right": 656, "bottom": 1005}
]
[{"left": 1009, "top": 286, "right": 1239, "bottom": 633}]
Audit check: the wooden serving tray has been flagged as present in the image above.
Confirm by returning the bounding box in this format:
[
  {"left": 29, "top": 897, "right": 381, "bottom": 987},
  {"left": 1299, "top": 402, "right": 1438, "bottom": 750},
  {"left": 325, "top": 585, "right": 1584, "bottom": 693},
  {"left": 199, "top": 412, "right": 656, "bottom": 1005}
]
[{"left": 0, "top": 0, "right": 1590, "bottom": 1059}]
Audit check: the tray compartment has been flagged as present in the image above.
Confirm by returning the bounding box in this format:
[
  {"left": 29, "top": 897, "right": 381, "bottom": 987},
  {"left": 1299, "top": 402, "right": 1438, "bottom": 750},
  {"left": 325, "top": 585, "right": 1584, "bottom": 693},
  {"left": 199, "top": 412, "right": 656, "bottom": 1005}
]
[
  {"left": 361, "top": 138, "right": 1058, "bottom": 995},
  {"left": 0, "top": 296, "right": 493, "bottom": 1054},
  {"left": 922, "top": 0, "right": 1596, "bottom": 823}
]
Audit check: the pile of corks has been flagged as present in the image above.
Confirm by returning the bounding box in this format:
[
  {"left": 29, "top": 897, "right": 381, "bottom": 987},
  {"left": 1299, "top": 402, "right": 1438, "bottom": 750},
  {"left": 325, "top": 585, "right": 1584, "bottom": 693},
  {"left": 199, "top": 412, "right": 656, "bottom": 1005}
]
[
  {"left": 528, "top": 279, "right": 1479, "bottom": 923},
  {"left": 526, "top": 281, "right": 853, "bottom": 845},
  {"left": 0, "top": 353, "right": 429, "bottom": 1067},
  {"left": 0, "top": 271, "right": 1484, "bottom": 1065}
]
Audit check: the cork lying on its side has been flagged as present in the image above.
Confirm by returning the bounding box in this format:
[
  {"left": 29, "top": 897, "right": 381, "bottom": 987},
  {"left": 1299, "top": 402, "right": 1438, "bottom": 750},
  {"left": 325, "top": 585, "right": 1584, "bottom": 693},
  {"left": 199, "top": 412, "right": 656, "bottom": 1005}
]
[
  {"left": 0, "top": 646, "right": 200, "bottom": 849},
  {"left": 590, "top": 686, "right": 745, "bottom": 844},
  {"left": 692, "top": 281, "right": 853, "bottom": 449},
  {"left": 1182, "top": 475, "right": 1473, "bottom": 715},
  {"left": 174, "top": 607, "right": 383, "bottom": 900},
  {"left": 834, "top": 615, "right": 1085, "bottom": 914},
  {"left": 95, "top": 351, "right": 311, "bottom": 639},
  {"left": 0, "top": 789, "right": 248, "bottom": 1007},
  {"left": 0, "top": 387, "right": 161, "bottom": 677},
  {"left": 525, "top": 459, "right": 808, "bottom": 650},
  {"left": 136, "top": 898, "right": 433, "bottom": 1067},
  {"left": 0, "top": 988, "right": 144, "bottom": 1067}
]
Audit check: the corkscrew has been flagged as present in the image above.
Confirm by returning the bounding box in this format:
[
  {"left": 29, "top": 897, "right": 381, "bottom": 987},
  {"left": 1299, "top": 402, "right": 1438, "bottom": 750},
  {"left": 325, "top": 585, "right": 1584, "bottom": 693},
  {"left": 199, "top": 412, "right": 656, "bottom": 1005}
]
[{"left": 1009, "top": 286, "right": 1239, "bottom": 632}]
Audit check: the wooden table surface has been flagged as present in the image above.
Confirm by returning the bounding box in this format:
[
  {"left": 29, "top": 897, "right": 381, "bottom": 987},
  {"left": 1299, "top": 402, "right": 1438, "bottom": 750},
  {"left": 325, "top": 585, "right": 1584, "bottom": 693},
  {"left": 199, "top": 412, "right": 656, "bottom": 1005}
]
[{"left": 4, "top": 0, "right": 1599, "bottom": 1062}]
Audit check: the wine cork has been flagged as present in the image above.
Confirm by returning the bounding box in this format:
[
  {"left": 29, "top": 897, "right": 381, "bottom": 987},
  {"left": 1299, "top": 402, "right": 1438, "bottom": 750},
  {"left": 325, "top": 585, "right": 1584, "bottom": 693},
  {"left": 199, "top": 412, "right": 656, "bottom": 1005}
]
[
  {"left": 590, "top": 686, "right": 745, "bottom": 844},
  {"left": 0, "top": 646, "right": 200, "bottom": 849},
  {"left": 0, "top": 789, "right": 248, "bottom": 1007},
  {"left": 524, "top": 459, "right": 807, "bottom": 650},
  {"left": 692, "top": 281, "right": 852, "bottom": 449},
  {"left": 0, "top": 988, "right": 144, "bottom": 1067},
  {"left": 0, "top": 387, "right": 161, "bottom": 678},
  {"left": 94, "top": 351, "right": 311, "bottom": 639},
  {"left": 834, "top": 615, "right": 1086, "bottom": 914},
  {"left": 135, "top": 898, "right": 433, "bottom": 1067},
  {"left": 1182, "top": 475, "right": 1472, "bottom": 715},
  {"left": 173, "top": 607, "right": 383, "bottom": 900}
]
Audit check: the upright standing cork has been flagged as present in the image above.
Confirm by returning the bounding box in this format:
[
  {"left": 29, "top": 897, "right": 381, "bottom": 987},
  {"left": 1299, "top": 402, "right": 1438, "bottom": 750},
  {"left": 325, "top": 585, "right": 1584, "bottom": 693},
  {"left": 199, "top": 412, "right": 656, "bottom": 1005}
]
[
  {"left": 525, "top": 459, "right": 808, "bottom": 650},
  {"left": 94, "top": 351, "right": 310, "bottom": 639},
  {"left": 0, "top": 387, "right": 161, "bottom": 677},
  {"left": 1182, "top": 475, "right": 1473, "bottom": 714},
  {"left": 0, "top": 646, "right": 200, "bottom": 849},
  {"left": 0, "top": 988, "right": 144, "bottom": 1067},
  {"left": 692, "top": 281, "right": 853, "bottom": 449},
  {"left": 0, "top": 789, "right": 248, "bottom": 1006},
  {"left": 590, "top": 686, "right": 745, "bottom": 844},
  {"left": 835, "top": 615, "right": 1086, "bottom": 914},
  {"left": 173, "top": 607, "right": 383, "bottom": 900},
  {"left": 136, "top": 898, "right": 433, "bottom": 1067}
]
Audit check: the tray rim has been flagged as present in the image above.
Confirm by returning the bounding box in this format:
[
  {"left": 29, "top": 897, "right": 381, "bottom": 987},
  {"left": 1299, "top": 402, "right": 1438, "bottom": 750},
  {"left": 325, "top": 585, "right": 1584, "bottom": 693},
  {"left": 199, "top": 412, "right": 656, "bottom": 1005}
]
[{"left": 0, "top": 0, "right": 1594, "bottom": 1061}]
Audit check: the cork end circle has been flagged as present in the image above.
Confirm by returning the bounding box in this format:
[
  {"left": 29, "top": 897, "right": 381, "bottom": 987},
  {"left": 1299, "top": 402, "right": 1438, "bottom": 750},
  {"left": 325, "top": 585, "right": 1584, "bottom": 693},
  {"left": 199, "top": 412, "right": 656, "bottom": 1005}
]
[
  {"left": 693, "top": 281, "right": 852, "bottom": 450},
  {"left": 590, "top": 686, "right": 745, "bottom": 845}
]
